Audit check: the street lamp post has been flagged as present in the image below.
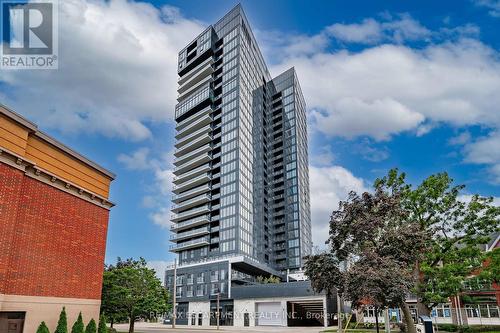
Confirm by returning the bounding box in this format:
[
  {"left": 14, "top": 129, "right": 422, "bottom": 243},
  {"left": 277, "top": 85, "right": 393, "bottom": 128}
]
[
  {"left": 172, "top": 259, "right": 177, "bottom": 329},
  {"left": 217, "top": 293, "right": 220, "bottom": 330}
]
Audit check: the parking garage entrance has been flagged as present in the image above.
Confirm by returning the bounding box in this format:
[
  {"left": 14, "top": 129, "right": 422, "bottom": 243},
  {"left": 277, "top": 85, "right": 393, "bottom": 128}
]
[{"left": 287, "top": 300, "right": 325, "bottom": 326}]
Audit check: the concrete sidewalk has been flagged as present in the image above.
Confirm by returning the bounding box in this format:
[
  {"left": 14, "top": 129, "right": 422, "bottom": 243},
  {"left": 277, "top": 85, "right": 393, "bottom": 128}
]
[{"left": 112, "top": 322, "right": 329, "bottom": 333}]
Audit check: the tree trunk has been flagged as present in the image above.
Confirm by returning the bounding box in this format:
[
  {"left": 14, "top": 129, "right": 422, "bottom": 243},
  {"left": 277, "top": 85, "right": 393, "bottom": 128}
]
[
  {"left": 110, "top": 317, "right": 114, "bottom": 328},
  {"left": 402, "top": 303, "right": 417, "bottom": 333},
  {"left": 375, "top": 307, "right": 380, "bottom": 333},
  {"left": 129, "top": 313, "right": 135, "bottom": 333},
  {"left": 417, "top": 301, "right": 431, "bottom": 317}
]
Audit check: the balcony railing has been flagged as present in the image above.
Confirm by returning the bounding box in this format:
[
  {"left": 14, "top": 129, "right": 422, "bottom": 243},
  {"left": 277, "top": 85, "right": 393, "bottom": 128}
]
[
  {"left": 170, "top": 226, "right": 210, "bottom": 242},
  {"left": 171, "top": 214, "right": 210, "bottom": 232},
  {"left": 173, "top": 153, "right": 211, "bottom": 174},
  {"left": 171, "top": 193, "right": 211, "bottom": 212},
  {"left": 175, "top": 114, "right": 211, "bottom": 140},
  {"left": 170, "top": 236, "right": 210, "bottom": 252},
  {"left": 172, "top": 173, "right": 211, "bottom": 194},
  {"left": 175, "top": 126, "right": 211, "bottom": 149},
  {"left": 173, "top": 164, "right": 210, "bottom": 184},
  {"left": 173, "top": 144, "right": 211, "bottom": 166},
  {"left": 172, "top": 184, "right": 211, "bottom": 203},
  {"left": 171, "top": 205, "right": 210, "bottom": 222}
]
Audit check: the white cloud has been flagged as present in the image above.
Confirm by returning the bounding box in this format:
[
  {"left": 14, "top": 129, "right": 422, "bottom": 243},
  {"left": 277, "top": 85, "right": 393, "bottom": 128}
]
[
  {"left": 325, "top": 14, "right": 430, "bottom": 45},
  {"left": 310, "top": 166, "right": 368, "bottom": 247},
  {"left": 147, "top": 260, "right": 173, "bottom": 284},
  {"left": 474, "top": 0, "right": 500, "bottom": 17},
  {"left": 118, "top": 147, "right": 174, "bottom": 227},
  {"left": 354, "top": 139, "right": 390, "bottom": 162},
  {"left": 463, "top": 132, "right": 500, "bottom": 183},
  {"left": 313, "top": 145, "right": 336, "bottom": 166},
  {"left": 117, "top": 147, "right": 152, "bottom": 170},
  {"left": 449, "top": 132, "right": 472, "bottom": 146},
  {"left": 327, "top": 18, "right": 383, "bottom": 44},
  {"left": 269, "top": 38, "right": 500, "bottom": 145},
  {"left": 0, "top": 0, "right": 205, "bottom": 140}
]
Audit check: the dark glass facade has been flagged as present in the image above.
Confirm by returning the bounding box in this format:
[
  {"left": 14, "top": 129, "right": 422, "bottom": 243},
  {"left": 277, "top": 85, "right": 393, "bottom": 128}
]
[{"left": 167, "top": 4, "right": 311, "bottom": 303}]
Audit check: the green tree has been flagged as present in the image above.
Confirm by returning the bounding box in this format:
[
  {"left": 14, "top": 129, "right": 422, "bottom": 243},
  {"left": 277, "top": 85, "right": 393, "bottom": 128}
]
[
  {"left": 54, "top": 307, "right": 68, "bottom": 333},
  {"left": 36, "top": 321, "right": 50, "bottom": 333},
  {"left": 97, "top": 314, "right": 107, "bottom": 333},
  {"left": 84, "top": 319, "right": 97, "bottom": 333},
  {"left": 377, "top": 170, "right": 500, "bottom": 313},
  {"left": 305, "top": 177, "right": 426, "bottom": 333},
  {"left": 256, "top": 275, "right": 281, "bottom": 284},
  {"left": 71, "top": 312, "right": 84, "bottom": 333},
  {"left": 481, "top": 247, "right": 500, "bottom": 283},
  {"left": 101, "top": 258, "right": 170, "bottom": 333}
]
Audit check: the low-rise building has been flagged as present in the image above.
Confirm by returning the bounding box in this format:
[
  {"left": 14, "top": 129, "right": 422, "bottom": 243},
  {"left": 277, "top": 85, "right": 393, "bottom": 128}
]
[{"left": 0, "top": 105, "right": 115, "bottom": 333}]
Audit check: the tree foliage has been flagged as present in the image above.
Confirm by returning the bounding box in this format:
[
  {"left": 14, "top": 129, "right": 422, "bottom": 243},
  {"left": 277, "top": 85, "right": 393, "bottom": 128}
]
[
  {"left": 85, "top": 319, "right": 97, "bottom": 333},
  {"left": 36, "top": 321, "right": 50, "bottom": 333},
  {"left": 71, "top": 312, "right": 84, "bottom": 333},
  {"left": 377, "top": 170, "right": 500, "bottom": 309},
  {"left": 100, "top": 257, "right": 170, "bottom": 333},
  {"left": 97, "top": 314, "right": 107, "bottom": 333},
  {"left": 306, "top": 176, "right": 427, "bottom": 333},
  {"left": 256, "top": 275, "right": 281, "bottom": 284},
  {"left": 55, "top": 307, "right": 68, "bottom": 333},
  {"left": 305, "top": 169, "right": 499, "bottom": 333}
]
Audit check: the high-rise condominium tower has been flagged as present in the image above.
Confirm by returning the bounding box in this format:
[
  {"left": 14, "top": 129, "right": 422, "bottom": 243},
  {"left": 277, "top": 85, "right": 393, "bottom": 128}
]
[{"left": 166, "top": 5, "right": 311, "bottom": 323}]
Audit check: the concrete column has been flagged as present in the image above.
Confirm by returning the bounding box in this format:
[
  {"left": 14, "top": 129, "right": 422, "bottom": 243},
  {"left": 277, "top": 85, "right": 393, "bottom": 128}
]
[
  {"left": 323, "top": 296, "right": 328, "bottom": 328},
  {"left": 281, "top": 300, "right": 287, "bottom": 326}
]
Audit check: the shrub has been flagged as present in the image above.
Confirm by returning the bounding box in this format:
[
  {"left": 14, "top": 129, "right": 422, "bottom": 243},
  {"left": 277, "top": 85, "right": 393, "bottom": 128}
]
[
  {"left": 85, "top": 319, "right": 96, "bottom": 333},
  {"left": 71, "top": 312, "right": 84, "bottom": 333},
  {"left": 36, "top": 321, "right": 50, "bottom": 333},
  {"left": 55, "top": 307, "right": 68, "bottom": 333},
  {"left": 438, "top": 324, "right": 459, "bottom": 332},
  {"left": 98, "top": 314, "right": 107, "bottom": 333}
]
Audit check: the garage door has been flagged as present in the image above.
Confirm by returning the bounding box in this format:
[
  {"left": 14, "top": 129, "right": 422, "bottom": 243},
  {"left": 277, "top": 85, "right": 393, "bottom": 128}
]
[{"left": 257, "top": 302, "right": 283, "bottom": 326}]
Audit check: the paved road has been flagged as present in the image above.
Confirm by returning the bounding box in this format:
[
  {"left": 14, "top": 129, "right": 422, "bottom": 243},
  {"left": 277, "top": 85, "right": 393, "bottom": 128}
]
[{"left": 113, "top": 322, "right": 329, "bottom": 333}]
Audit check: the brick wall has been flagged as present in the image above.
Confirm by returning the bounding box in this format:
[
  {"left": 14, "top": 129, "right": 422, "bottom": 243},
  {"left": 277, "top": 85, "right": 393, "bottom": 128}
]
[
  {"left": 0, "top": 164, "right": 24, "bottom": 294},
  {"left": 0, "top": 162, "right": 109, "bottom": 300}
]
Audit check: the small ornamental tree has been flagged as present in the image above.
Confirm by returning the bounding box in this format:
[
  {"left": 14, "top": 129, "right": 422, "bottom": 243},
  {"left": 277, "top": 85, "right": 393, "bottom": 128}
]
[
  {"left": 101, "top": 258, "right": 169, "bottom": 333},
  {"left": 71, "top": 312, "right": 84, "bottom": 333},
  {"left": 36, "top": 321, "right": 50, "bottom": 333},
  {"left": 85, "top": 319, "right": 97, "bottom": 333},
  {"left": 55, "top": 307, "right": 68, "bottom": 333},
  {"left": 97, "top": 314, "right": 107, "bottom": 333},
  {"left": 305, "top": 171, "right": 428, "bottom": 333}
]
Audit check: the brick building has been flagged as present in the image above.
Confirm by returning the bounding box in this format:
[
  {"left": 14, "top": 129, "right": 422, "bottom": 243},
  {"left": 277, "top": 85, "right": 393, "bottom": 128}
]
[{"left": 0, "top": 105, "right": 114, "bottom": 333}]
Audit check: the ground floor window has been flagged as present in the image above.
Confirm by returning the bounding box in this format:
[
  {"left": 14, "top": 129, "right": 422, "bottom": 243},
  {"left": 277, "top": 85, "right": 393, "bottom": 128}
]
[
  {"left": 466, "top": 304, "right": 500, "bottom": 318},
  {"left": 0, "top": 312, "right": 26, "bottom": 333},
  {"left": 431, "top": 304, "right": 452, "bottom": 318},
  {"left": 363, "top": 306, "right": 383, "bottom": 318}
]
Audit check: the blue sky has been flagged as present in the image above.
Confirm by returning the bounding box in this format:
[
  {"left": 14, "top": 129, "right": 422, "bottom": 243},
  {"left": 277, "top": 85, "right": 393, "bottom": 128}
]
[{"left": 1, "top": 0, "right": 500, "bottom": 276}]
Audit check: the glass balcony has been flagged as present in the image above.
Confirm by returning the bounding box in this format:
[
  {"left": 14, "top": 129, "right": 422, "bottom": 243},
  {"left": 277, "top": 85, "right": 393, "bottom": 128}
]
[
  {"left": 176, "top": 105, "right": 211, "bottom": 131},
  {"left": 170, "top": 226, "right": 210, "bottom": 243},
  {"left": 173, "top": 164, "right": 210, "bottom": 184},
  {"left": 175, "top": 114, "right": 211, "bottom": 140},
  {"left": 173, "top": 144, "right": 211, "bottom": 166},
  {"left": 170, "top": 236, "right": 210, "bottom": 252},
  {"left": 172, "top": 173, "right": 211, "bottom": 194},
  {"left": 171, "top": 204, "right": 210, "bottom": 222},
  {"left": 175, "top": 126, "right": 211, "bottom": 149},
  {"left": 171, "top": 214, "right": 210, "bottom": 232},
  {"left": 174, "top": 133, "right": 212, "bottom": 157},
  {"left": 172, "top": 184, "right": 211, "bottom": 203},
  {"left": 173, "top": 153, "right": 211, "bottom": 175},
  {"left": 171, "top": 193, "right": 211, "bottom": 213}
]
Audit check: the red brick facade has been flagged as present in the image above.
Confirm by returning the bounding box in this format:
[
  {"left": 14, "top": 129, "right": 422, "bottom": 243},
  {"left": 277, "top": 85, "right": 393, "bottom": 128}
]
[{"left": 0, "top": 162, "right": 109, "bottom": 300}]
